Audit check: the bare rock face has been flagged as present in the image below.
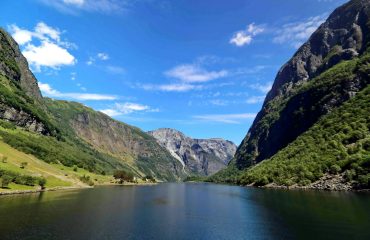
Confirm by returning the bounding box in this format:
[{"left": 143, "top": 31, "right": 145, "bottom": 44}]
[
  {"left": 309, "top": 174, "right": 353, "bottom": 191},
  {"left": 235, "top": 0, "right": 370, "bottom": 169},
  {"left": 148, "top": 128, "right": 237, "bottom": 176},
  {"left": 0, "top": 29, "right": 42, "bottom": 100},
  {"left": 0, "top": 103, "right": 47, "bottom": 134},
  {"left": 265, "top": 0, "right": 370, "bottom": 103}
]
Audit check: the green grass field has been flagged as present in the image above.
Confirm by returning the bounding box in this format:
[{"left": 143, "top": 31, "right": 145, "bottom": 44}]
[{"left": 0, "top": 139, "right": 114, "bottom": 192}]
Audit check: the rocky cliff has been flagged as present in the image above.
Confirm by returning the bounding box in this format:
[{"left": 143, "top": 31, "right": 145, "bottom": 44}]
[
  {"left": 0, "top": 29, "right": 42, "bottom": 100},
  {"left": 148, "top": 128, "right": 236, "bottom": 175},
  {"left": 235, "top": 0, "right": 370, "bottom": 169},
  {"left": 0, "top": 29, "right": 52, "bottom": 135}
]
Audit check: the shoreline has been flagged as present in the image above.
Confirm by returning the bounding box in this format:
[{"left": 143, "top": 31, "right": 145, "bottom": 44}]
[
  {"left": 208, "top": 173, "right": 370, "bottom": 192},
  {"left": 206, "top": 181, "right": 370, "bottom": 192},
  {"left": 257, "top": 184, "right": 370, "bottom": 192},
  {"left": 0, "top": 185, "right": 90, "bottom": 196},
  {"left": 0, "top": 181, "right": 158, "bottom": 196},
  {"left": 2, "top": 181, "right": 367, "bottom": 196}
]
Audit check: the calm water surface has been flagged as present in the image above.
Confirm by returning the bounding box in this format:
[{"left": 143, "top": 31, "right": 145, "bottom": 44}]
[{"left": 0, "top": 183, "right": 369, "bottom": 240}]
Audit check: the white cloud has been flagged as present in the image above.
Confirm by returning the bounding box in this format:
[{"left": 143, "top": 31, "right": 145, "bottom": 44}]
[
  {"left": 230, "top": 32, "right": 252, "bottom": 46},
  {"left": 195, "top": 55, "right": 236, "bottom": 66},
  {"left": 39, "top": 82, "right": 117, "bottom": 101},
  {"left": 158, "top": 83, "right": 200, "bottom": 92},
  {"left": 165, "top": 64, "right": 228, "bottom": 83},
  {"left": 273, "top": 15, "right": 327, "bottom": 48},
  {"left": 209, "top": 99, "right": 229, "bottom": 106},
  {"left": 23, "top": 41, "right": 76, "bottom": 71},
  {"left": 140, "top": 57, "right": 229, "bottom": 93},
  {"left": 9, "top": 22, "right": 76, "bottom": 72},
  {"left": 246, "top": 96, "right": 265, "bottom": 104},
  {"left": 39, "top": 0, "right": 127, "bottom": 14},
  {"left": 117, "top": 102, "right": 149, "bottom": 113},
  {"left": 140, "top": 83, "right": 202, "bottom": 92},
  {"left": 86, "top": 53, "right": 114, "bottom": 66},
  {"left": 66, "top": 93, "right": 116, "bottom": 101},
  {"left": 193, "top": 113, "right": 256, "bottom": 124},
  {"left": 100, "top": 109, "right": 121, "bottom": 117},
  {"left": 63, "top": 0, "right": 84, "bottom": 7},
  {"left": 230, "top": 23, "right": 264, "bottom": 47},
  {"left": 9, "top": 25, "right": 33, "bottom": 45},
  {"left": 97, "top": 52, "right": 109, "bottom": 60},
  {"left": 234, "top": 65, "right": 268, "bottom": 75},
  {"left": 86, "top": 57, "right": 94, "bottom": 65},
  {"left": 71, "top": 72, "right": 76, "bottom": 80},
  {"left": 39, "top": 82, "right": 59, "bottom": 95},
  {"left": 106, "top": 65, "right": 125, "bottom": 74},
  {"left": 249, "top": 82, "right": 272, "bottom": 93},
  {"left": 247, "top": 23, "right": 264, "bottom": 36},
  {"left": 34, "top": 22, "right": 61, "bottom": 42},
  {"left": 99, "top": 102, "right": 158, "bottom": 117}
]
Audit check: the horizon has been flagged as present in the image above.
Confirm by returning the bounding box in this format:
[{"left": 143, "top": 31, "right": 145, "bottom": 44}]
[{"left": 0, "top": 0, "right": 348, "bottom": 144}]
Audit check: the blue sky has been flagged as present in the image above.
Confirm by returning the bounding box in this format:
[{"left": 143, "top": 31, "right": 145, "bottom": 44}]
[{"left": 1, "top": 0, "right": 347, "bottom": 144}]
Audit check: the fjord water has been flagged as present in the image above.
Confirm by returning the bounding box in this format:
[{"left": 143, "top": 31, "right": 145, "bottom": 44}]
[{"left": 0, "top": 183, "right": 369, "bottom": 240}]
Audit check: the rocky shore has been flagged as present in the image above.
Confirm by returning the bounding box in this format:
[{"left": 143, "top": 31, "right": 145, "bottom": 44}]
[{"left": 262, "top": 174, "right": 359, "bottom": 191}]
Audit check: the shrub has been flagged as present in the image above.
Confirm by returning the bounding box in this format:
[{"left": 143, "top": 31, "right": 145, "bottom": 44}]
[
  {"left": 330, "top": 164, "right": 341, "bottom": 174},
  {"left": 143, "top": 175, "right": 156, "bottom": 182},
  {"left": 363, "top": 139, "right": 370, "bottom": 151},
  {"left": 255, "top": 176, "right": 269, "bottom": 186},
  {"left": 298, "top": 179, "right": 311, "bottom": 186},
  {"left": 0, "top": 119, "right": 16, "bottom": 130},
  {"left": 38, "top": 178, "right": 47, "bottom": 189},
  {"left": 79, "top": 175, "right": 94, "bottom": 186},
  {"left": 20, "top": 162, "right": 28, "bottom": 169},
  {"left": 344, "top": 169, "right": 356, "bottom": 181},
  {"left": 113, "top": 170, "right": 134, "bottom": 183},
  {"left": 1, "top": 174, "right": 13, "bottom": 188},
  {"left": 358, "top": 174, "right": 370, "bottom": 188}
]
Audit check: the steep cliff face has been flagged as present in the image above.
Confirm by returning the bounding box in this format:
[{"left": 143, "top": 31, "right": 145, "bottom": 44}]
[
  {"left": 148, "top": 128, "right": 236, "bottom": 175},
  {"left": 265, "top": 0, "right": 370, "bottom": 103},
  {"left": 45, "top": 100, "right": 186, "bottom": 181},
  {"left": 0, "top": 29, "right": 53, "bottom": 135},
  {"left": 0, "top": 102, "right": 47, "bottom": 133},
  {"left": 0, "top": 29, "right": 42, "bottom": 100},
  {"left": 235, "top": 0, "right": 370, "bottom": 169}
]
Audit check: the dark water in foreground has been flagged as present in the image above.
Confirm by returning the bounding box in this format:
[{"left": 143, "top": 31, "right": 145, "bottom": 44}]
[{"left": 0, "top": 183, "right": 369, "bottom": 240}]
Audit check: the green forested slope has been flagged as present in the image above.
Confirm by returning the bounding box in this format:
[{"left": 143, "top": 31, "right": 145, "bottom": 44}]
[{"left": 239, "top": 85, "right": 370, "bottom": 188}]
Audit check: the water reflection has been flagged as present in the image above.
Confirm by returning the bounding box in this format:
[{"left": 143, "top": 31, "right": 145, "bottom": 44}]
[{"left": 0, "top": 184, "right": 369, "bottom": 240}]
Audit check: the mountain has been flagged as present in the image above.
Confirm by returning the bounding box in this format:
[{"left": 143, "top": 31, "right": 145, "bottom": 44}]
[
  {"left": 148, "top": 128, "right": 236, "bottom": 176},
  {"left": 0, "top": 28, "right": 42, "bottom": 100},
  {"left": 0, "top": 28, "right": 186, "bottom": 191},
  {"left": 44, "top": 100, "right": 186, "bottom": 181},
  {"left": 211, "top": 0, "right": 370, "bottom": 190}
]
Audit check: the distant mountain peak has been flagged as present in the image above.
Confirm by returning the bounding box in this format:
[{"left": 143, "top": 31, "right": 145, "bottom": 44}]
[{"left": 148, "top": 128, "right": 237, "bottom": 176}]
